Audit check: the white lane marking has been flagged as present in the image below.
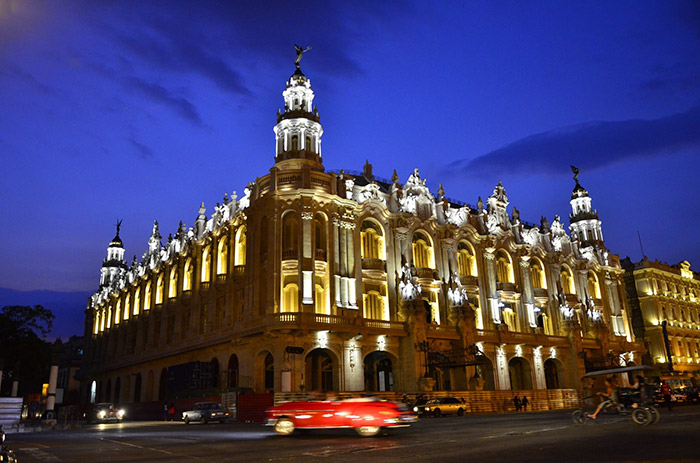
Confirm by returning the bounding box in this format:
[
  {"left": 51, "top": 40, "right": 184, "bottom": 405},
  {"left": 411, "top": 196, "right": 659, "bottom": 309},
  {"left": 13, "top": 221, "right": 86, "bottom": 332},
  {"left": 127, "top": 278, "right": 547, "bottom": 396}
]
[
  {"left": 20, "top": 447, "right": 61, "bottom": 461},
  {"left": 100, "top": 438, "right": 206, "bottom": 461}
]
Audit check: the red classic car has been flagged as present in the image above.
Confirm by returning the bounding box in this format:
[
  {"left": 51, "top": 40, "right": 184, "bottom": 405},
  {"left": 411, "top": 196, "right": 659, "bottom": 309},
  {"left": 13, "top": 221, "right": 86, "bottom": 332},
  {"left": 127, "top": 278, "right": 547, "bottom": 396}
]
[{"left": 265, "top": 397, "right": 417, "bottom": 437}]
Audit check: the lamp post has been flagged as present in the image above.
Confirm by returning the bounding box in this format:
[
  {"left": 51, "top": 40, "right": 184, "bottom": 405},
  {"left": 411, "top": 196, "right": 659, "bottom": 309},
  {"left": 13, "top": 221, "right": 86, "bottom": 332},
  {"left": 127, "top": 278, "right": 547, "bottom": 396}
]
[{"left": 414, "top": 341, "right": 430, "bottom": 377}]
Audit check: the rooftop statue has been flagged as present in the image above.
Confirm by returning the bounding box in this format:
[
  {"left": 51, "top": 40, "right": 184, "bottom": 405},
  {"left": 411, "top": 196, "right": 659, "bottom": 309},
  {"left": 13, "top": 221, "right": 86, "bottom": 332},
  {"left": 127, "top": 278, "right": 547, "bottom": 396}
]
[
  {"left": 570, "top": 165, "right": 580, "bottom": 183},
  {"left": 294, "top": 44, "right": 311, "bottom": 69}
]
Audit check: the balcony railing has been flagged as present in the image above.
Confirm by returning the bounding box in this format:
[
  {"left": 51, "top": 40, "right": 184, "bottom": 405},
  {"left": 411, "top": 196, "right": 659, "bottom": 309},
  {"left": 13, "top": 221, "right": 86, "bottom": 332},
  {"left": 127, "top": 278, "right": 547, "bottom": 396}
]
[
  {"left": 497, "top": 282, "right": 517, "bottom": 292},
  {"left": 282, "top": 249, "right": 298, "bottom": 260},
  {"left": 533, "top": 287, "right": 548, "bottom": 298},
  {"left": 233, "top": 265, "right": 246, "bottom": 276},
  {"left": 416, "top": 267, "right": 435, "bottom": 279},
  {"left": 362, "top": 258, "right": 385, "bottom": 271},
  {"left": 315, "top": 248, "right": 327, "bottom": 261},
  {"left": 460, "top": 275, "right": 479, "bottom": 286}
]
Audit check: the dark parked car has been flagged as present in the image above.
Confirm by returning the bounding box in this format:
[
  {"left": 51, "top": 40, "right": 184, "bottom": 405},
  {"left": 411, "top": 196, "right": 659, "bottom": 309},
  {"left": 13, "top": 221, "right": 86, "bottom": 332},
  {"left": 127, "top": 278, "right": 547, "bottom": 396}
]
[
  {"left": 85, "top": 403, "right": 125, "bottom": 423},
  {"left": 182, "top": 402, "right": 230, "bottom": 424}
]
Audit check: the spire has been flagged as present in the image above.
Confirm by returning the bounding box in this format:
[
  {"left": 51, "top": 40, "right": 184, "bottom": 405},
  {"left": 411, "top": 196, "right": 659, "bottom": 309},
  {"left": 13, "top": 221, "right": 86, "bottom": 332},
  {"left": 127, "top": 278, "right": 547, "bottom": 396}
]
[
  {"left": 568, "top": 167, "right": 605, "bottom": 249},
  {"left": 148, "top": 220, "right": 162, "bottom": 254},
  {"left": 273, "top": 45, "right": 324, "bottom": 170},
  {"left": 99, "top": 221, "right": 127, "bottom": 289}
]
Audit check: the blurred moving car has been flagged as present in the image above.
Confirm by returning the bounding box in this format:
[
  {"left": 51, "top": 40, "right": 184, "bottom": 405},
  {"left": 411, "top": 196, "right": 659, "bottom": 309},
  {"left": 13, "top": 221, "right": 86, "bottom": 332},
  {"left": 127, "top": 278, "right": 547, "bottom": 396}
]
[
  {"left": 182, "top": 402, "right": 230, "bottom": 424},
  {"left": 85, "top": 403, "right": 125, "bottom": 423},
  {"left": 413, "top": 397, "right": 466, "bottom": 417},
  {"left": 265, "top": 397, "right": 417, "bottom": 437}
]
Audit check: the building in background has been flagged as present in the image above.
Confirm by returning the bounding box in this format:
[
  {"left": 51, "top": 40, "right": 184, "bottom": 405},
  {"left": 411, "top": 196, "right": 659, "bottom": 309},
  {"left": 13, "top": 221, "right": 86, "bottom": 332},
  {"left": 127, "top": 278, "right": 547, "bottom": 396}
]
[
  {"left": 81, "top": 54, "right": 643, "bottom": 405},
  {"left": 623, "top": 257, "right": 700, "bottom": 385}
]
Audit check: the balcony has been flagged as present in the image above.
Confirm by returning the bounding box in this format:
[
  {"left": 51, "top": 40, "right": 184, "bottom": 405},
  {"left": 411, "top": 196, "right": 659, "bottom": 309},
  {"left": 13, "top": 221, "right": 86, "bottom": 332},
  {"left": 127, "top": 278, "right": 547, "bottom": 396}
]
[
  {"left": 533, "top": 287, "right": 548, "bottom": 298},
  {"left": 497, "top": 282, "right": 517, "bottom": 292},
  {"left": 215, "top": 273, "right": 227, "bottom": 284},
  {"left": 265, "top": 313, "right": 405, "bottom": 335},
  {"left": 315, "top": 248, "right": 327, "bottom": 261},
  {"left": 282, "top": 249, "right": 298, "bottom": 260},
  {"left": 362, "top": 258, "right": 385, "bottom": 271},
  {"left": 460, "top": 275, "right": 479, "bottom": 287},
  {"left": 233, "top": 265, "right": 246, "bottom": 276},
  {"left": 415, "top": 267, "right": 435, "bottom": 279}
]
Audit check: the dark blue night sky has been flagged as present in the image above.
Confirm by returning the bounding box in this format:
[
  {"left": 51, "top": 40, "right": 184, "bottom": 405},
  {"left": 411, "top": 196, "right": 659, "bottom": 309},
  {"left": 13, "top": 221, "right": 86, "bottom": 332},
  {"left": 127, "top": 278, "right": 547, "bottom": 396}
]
[{"left": 2, "top": 1, "right": 700, "bottom": 338}]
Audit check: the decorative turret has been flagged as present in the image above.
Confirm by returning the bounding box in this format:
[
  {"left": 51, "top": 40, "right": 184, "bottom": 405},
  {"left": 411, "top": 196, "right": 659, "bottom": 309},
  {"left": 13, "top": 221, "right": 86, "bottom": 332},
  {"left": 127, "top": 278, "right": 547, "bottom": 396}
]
[
  {"left": 273, "top": 45, "right": 324, "bottom": 170},
  {"left": 568, "top": 166, "right": 604, "bottom": 249},
  {"left": 99, "top": 220, "right": 127, "bottom": 289}
]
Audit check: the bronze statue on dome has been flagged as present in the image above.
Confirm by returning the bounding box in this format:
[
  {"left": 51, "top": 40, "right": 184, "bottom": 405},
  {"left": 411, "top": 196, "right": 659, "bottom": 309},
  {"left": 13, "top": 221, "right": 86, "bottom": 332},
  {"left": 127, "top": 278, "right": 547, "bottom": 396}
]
[
  {"left": 294, "top": 44, "right": 311, "bottom": 69},
  {"left": 570, "top": 165, "right": 581, "bottom": 183}
]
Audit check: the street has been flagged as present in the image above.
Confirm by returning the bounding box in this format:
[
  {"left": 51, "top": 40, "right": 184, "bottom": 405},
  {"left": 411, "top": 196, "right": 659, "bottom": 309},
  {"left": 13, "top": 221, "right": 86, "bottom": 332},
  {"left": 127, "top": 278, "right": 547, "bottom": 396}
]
[{"left": 5, "top": 407, "right": 700, "bottom": 463}]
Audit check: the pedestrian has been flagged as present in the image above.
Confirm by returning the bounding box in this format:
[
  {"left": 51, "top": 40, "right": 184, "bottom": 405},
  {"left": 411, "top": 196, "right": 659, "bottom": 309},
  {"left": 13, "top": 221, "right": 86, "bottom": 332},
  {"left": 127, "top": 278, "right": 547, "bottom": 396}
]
[
  {"left": 587, "top": 377, "right": 618, "bottom": 419},
  {"left": 513, "top": 395, "right": 521, "bottom": 413},
  {"left": 521, "top": 395, "right": 529, "bottom": 412},
  {"left": 169, "top": 403, "right": 176, "bottom": 421},
  {"left": 660, "top": 380, "right": 673, "bottom": 411},
  {"left": 163, "top": 403, "right": 168, "bottom": 422}
]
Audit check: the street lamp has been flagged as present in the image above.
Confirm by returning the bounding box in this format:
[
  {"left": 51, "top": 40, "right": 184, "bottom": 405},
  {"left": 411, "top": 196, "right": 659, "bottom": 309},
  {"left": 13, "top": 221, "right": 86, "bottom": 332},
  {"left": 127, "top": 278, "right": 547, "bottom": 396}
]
[{"left": 414, "top": 341, "right": 430, "bottom": 377}]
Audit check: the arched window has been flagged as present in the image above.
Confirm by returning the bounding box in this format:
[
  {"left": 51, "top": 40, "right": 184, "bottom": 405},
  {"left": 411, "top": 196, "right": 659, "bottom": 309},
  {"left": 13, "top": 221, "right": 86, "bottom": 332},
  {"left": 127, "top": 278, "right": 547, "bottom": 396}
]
[
  {"left": 361, "top": 221, "right": 385, "bottom": 260},
  {"left": 291, "top": 134, "right": 299, "bottom": 151},
  {"left": 144, "top": 282, "right": 152, "bottom": 311},
  {"left": 201, "top": 246, "right": 211, "bottom": 282},
  {"left": 587, "top": 272, "right": 601, "bottom": 299},
  {"left": 531, "top": 259, "right": 546, "bottom": 289},
  {"left": 457, "top": 242, "right": 477, "bottom": 276},
  {"left": 133, "top": 288, "right": 141, "bottom": 316},
  {"left": 283, "top": 284, "right": 298, "bottom": 313},
  {"left": 114, "top": 302, "right": 121, "bottom": 325},
  {"left": 412, "top": 231, "right": 434, "bottom": 268},
  {"left": 314, "top": 283, "right": 327, "bottom": 314},
  {"left": 305, "top": 135, "right": 312, "bottom": 152},
  {"left": 282, "top": 214, "right": 298, "bottom": 258},
  {"left": 168, "top": 267, "right": 178, "bottom": 298},
  {"left": 314, "top": 214, "right": 327, "bottom": 260},
  {"left": 496, "top": 250, "right": 514, "bottom": 283},
  {"left": 363, "top": 291, "right": 387, "bottom": 320},
  {"left": 124, "top": 294, "right": 131, "bottom": 320},
  {"left": 156, "top": 274, "right": 164, "bottom": 304},
  {"left": 106, "top": 306, "right": 113, "bottom": 329},
  {"left": 217, "top": 239, "right": 228, "bottom": 275},
  {"left": 235, "top": 226, "right": 247, "bottom": 266},
  {"left": 183, "top": 259, "right": 193, "bottom": 291},
  {"left": 561, "top": 267, "right": 575, "bottom": 294}
]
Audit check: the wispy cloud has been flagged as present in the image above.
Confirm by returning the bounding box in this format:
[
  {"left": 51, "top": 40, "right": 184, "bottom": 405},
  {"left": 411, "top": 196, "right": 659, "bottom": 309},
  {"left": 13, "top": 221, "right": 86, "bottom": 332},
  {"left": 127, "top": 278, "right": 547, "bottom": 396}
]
[
  {"left": 449, "top": 105, "right": 700, "bottom": 177},
  {"left": 128, "top": 136, "right": 154, "bottom": 159},
  {"left": 125, "top": 76, "right": 202, "bottom": 125}
]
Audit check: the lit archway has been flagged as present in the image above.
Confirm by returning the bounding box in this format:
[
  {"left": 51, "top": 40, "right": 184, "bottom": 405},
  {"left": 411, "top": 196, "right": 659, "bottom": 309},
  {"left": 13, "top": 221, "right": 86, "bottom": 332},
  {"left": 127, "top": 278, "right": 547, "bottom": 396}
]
[
  {"left": 508, "top": 357, "right": 533, "bottom": 390},
  {"left": 227, "top": 354, "right": 239, "bottom": 389},
  {"left": 305, "top": 348, "right": 336, "bottom": 392},
  {"left": 363, "top": 351, "right": 395, "bottom": 392}
]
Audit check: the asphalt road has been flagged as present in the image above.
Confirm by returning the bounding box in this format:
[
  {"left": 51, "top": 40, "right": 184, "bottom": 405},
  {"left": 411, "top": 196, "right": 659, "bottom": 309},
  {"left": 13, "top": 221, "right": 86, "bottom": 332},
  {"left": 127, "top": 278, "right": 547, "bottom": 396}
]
[{"left": 6, "top": 407, "right": 700, "bottom": 463}]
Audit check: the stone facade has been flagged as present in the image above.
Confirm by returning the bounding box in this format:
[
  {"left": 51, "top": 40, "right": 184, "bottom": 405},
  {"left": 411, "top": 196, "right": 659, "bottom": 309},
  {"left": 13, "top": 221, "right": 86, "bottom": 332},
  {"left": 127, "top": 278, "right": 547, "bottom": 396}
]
[
  {"left": 623, "top": 257, "right": 700, "bottom": 384},
  {"left": 81, "top": 62, "right": 643, "bottom": 405}
]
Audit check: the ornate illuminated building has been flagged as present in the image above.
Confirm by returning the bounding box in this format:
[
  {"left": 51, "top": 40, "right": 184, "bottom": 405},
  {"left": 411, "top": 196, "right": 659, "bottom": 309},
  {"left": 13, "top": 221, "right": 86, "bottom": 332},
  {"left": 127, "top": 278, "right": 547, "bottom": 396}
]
[
  {"left": 623, "top": 258, "right": 700, "bottom": 383},
  {"left": 82, "top": 54, "right": 643, "bottom": 405}
]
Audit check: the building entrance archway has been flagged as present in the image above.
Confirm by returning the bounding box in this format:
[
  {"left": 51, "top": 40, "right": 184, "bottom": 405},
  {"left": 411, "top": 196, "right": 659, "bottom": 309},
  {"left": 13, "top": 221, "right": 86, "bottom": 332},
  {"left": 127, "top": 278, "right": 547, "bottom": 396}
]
[
  {"left": 364, "top": 351, "right": 395, "bottom": 392},
  {"left": 428, "top": 353, "right": 452, "bottom": 391},
  {"left": 544, "top": 358, "right": 563, "bottom": 389},
  {"left": 305, "top": 348, "right": 336, "bottom": 392},
  {"left": 508, "top": 357, "right": 533, "bottom": 390}
]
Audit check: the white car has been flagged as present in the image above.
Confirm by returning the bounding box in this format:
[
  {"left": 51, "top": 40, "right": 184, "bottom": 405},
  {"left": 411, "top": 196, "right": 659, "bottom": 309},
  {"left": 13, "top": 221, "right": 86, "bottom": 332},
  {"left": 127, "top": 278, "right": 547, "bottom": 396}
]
[{"left": 182, "top": 402, "right": 230, "bottom": 424}]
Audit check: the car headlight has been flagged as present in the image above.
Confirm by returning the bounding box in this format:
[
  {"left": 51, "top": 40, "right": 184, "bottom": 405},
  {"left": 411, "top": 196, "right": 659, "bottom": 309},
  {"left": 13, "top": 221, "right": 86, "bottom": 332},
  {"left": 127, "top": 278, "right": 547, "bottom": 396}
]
[
  {"left": 98, "top": 411, "right": 106, "bottom": 418},
  {"left": 211, "top": 413, "right": 217, "bottom": 418},
  {"left": 425, "top": 407, "right": 431, "bottom": 411},
  {"left": 413, "top": 407, "right": 418, "bottom": 412},
  {"left": 118, "top": 410, "right": 125, "bottom": 417}
]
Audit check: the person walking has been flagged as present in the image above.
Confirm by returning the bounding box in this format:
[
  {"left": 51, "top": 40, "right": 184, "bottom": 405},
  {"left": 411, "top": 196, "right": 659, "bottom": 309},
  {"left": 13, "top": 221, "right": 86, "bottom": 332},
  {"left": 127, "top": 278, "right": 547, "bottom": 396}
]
[
  {"left": 163, "top": 403, "right": 168, "bottom": 422},
  {"left": 660, "top": 380, "right": 673, "bottom": 411},
  {"left": 512, "top": 395, "right": 521, "bottom": 413},
  {"left": 169, "top": 403, "right": 176, "bottom": 421},
  {"left": 521, "top": 395, "right": 529, "bottom": 412}
]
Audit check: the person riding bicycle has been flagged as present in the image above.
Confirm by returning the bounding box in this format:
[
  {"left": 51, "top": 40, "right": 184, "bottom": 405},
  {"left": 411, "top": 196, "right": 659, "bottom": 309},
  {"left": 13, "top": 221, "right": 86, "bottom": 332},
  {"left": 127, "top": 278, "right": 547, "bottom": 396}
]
[{"left": 588, "top": 377, "right": 619, "bottom": 419}]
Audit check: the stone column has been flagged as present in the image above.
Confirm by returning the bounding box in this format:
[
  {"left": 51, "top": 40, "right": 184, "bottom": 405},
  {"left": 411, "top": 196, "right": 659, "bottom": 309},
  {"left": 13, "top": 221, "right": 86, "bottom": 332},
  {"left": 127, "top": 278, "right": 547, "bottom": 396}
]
[
  {"left": 45, "top": 364, "right": 59, "bottom": 420},
  {"left": 519, "top": 257, "right": 537, "bottom": 328},
  {"left": 483, "top": 248, "right": 501, "bottom": 325}
]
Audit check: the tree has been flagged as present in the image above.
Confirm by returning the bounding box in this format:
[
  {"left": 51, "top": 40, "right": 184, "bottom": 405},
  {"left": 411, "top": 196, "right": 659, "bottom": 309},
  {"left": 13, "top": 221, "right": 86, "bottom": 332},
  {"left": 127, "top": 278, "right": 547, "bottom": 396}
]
[{"left": 0, "top": 305, "right": 55, "bottom": 396}]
